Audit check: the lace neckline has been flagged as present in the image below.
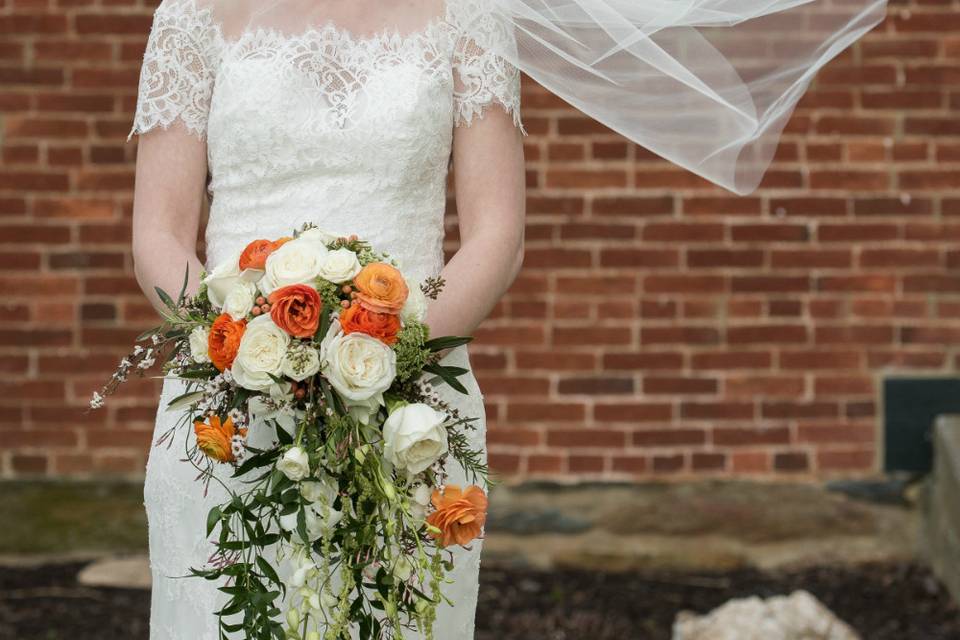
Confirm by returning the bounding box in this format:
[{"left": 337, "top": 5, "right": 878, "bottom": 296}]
[{"left": 208, "top": 0, "right": 454, "bottom": 50}]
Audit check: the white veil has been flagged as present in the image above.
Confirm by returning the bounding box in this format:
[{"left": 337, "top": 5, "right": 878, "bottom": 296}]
[
  {"left": 222, "top": 0, "right": 887, "bottom": 195},
  {"left": 486, "top": 0, "right": 887, "bottom": 194}
]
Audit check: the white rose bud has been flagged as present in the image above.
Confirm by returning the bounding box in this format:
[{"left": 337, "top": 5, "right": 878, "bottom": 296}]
[
  {"left": 401, "top": 282, "right": 428, "bottom": 324},
  {"left": 259, "top": 237, "right": 328, "bottom": 295},
  {"left": 188, "top": 326, "right": 210, "bottom": 363},
  {"left": 277, "top": 446, "right": 310, "bottom": 481},
  {"left": 222, "top": 280, "right": 257, "bottom": 320},
  {"left": 317, "top": 247, "right": 362, "bottom": 284},
  {"left": 383, "top": 403, "right": 449, "bottom": 475},
  {"left": 231, "top": 315, "right": 290, "bottom": 391},
  {"left": 319, "top": 323, "right": 396, "bottom": 402}
]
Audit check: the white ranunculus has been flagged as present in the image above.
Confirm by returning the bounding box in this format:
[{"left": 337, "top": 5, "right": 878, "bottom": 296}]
[
  {"left": 203, "top": 249, "right": 262, "bottom": 309},
  {"left": 298, "top": 227, "right": 339, "bottom": 246},
  {"left": 277, "top": 446, "right": 310, "bottom": 481},
  {"left": 259, "top": 237, "right": 328, "bottom": 295},
  {"left": 401, "top": 282, "right": 428, "bottom": 324},
  {"left": 282, "top": 343, "right": 320, "bottom": 382},
  {"left": 382, "top": 403, "right": 449, "bottom": 475},
  {"left": 222, "top": 280, "right": 258, "bottom": 320},
  {"left": 319, "top": 323, "right": 396, "bottom": 402},
  {"left": 188, "top": 326, "right": 210, "bottom": 363},
  {"left": 317, "top": 247, "right": 362, "bottom": 284},
  {"left": 231, "top": 315, "right": 290, "bottom": 391}
]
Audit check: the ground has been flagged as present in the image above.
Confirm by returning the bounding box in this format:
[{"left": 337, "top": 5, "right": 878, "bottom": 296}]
[
  {"left": 0, "top": 479, "right": 957, "bottom": 639},
  {"left": 1, "top": 559, "right": 958, "bottom": 639}
]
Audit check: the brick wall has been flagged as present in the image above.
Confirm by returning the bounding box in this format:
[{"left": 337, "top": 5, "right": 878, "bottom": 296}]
[{"left": 1, "top": 0, "right": 958, "bottom": 480}]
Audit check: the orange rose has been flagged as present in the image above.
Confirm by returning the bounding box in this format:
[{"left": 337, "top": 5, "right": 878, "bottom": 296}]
[
  {"left": 425, "top": 484, "right": 488, "bottom": 548},
  {"left": 238, "top": 237, "right": 291, "bottom": 271},
  {"left": 269, "top": 284, "right": 322, "bottom": 338},
  {"left": 194, "top": 415, "right": 246, "bottom": 463},
  {"left": 352, "top": 262, "right": 408, "bottom": 315},
  {"left": 339, "top": 301, "right": 401, "bottom": 345},
  {"left": 208, "top": 313, "right": 246, "bottom": 371}
]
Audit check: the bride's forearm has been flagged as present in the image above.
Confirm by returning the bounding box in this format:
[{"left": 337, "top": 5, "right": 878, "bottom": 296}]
[
  {"left": 133, "top": 231, "right": 204, "bottom": 315},
  {"left": 425, "top": 229, "right": 524, "bottom": 339}
]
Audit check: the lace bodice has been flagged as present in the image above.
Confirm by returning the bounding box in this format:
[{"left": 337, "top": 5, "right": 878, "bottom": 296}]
[{"left": 129, "top": 0, "right": 522, "bottom": 284}]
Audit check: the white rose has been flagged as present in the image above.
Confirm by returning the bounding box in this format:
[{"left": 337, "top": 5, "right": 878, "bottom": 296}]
[
  {"left": 319, "top": 323, "right": 396, "bottom": 402},
  {"left": 382, "top": 403, "right": 449, "bottom": 475},
  {"left": 298, "top": 227, "right": 339, "bottom": 246},
  {"left": 188, "top": 326, "right": 210, "bottom": 363},
  {"left": 231, "top": 315, "right": 290, "bottom": 391},
  {"left": 222, "top": 280, "right": 258, "bottom": 320},
  {"left": 203, "top": 249, "right": 261, "bottom": 309},
  {"left": 259, "top": 237, "right": 328, "bottom": 295},
  {"left": 277, "top": 446, "right": 310, "bottom": 481},
  {"left": 401, "top": 282, "right": 428, "bottom": 324},
  {"left": 282, "top": 343, "right": 320, "bottom": 382},
  {"left": 317, "top": 247, "right": 362, "bottom": 284}
]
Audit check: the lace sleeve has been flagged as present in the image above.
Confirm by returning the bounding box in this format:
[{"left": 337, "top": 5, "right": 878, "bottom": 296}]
[
  {"left": 449, "top": 0, "right": 524, "bottom": 132},
  {"left": 127, "top": 0, "right": 223, "bottom": 141}
]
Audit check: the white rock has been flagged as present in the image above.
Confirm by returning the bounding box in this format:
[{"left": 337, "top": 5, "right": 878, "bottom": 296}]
[{"left": 672, "top": 590, "right": 860, "bottom": 640}]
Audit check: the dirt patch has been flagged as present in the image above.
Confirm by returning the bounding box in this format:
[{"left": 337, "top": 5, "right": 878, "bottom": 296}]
[{"left": 0, "top": 560, "right": 957, "bottom": 640}]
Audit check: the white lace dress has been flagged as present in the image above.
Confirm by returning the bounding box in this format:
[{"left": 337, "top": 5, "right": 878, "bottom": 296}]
[{"left": 131, "top": 0, "right": 522, "bottom": 637}]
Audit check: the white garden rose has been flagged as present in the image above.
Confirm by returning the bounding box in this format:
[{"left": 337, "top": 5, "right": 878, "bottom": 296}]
[
  {"left": 319, "top": 323, "right": 396, "bottom": 402},
  {"left": 188, "top": 326, "right": 210, "bottom": 363},
  {"left": 317, "top": 247, "right": 362, "bottom": 284},
  {"left": 382, "top": 403, "right": 449, "bottom": 475},
  {"left": 298, "top": 227, "right": 338, "bottom": 246},
  {"left": 277, "top": 446, "right": 310, "bottom": 481},
  {"left": 222, "top": 280, "right": 258, "bottom": 320},
  {"left": 259, "top": 237, "right": 328, "bottom": 294},
  {"left": 231, "top": 315, "right": 290, "bottom": 391},
  {"left": 401, "top": 281, "right": 428, "bottom": 324},
  {"left": 282, "top": 343, "right": 320, "bottom": 382}
]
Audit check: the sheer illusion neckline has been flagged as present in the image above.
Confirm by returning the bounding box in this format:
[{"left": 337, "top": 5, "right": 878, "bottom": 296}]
[{"left": 210, "top": 0, "right": 453, "bottom": 49}]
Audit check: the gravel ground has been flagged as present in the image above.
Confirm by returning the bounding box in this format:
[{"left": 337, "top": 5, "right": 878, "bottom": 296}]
[{"left": 0, "top": 560, "right": 957, "bottom": 640}]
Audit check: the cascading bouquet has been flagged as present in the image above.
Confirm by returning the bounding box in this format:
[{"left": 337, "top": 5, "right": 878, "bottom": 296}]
[{"left": 90, "top": 225, "right": 491, "bottom": 640}]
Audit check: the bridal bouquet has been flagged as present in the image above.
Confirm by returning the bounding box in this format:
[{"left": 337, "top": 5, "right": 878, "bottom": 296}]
[{"left": 91, "top": 225, "right": 489, "bottom": 640}]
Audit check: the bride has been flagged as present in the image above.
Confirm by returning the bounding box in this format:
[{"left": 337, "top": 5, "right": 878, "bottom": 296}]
[
  {"left": 128, "top": 0, "right": 885, "bottom": 636},
  {"left": 130, "top": 0, "right": 524, "bottom": 637}
]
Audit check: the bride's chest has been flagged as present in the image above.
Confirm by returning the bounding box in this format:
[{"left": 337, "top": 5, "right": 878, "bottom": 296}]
[{"left": 206, "top": 27, "right": 456, "bottom": 170}]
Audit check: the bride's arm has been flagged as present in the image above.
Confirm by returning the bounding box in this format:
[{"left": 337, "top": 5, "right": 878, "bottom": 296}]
[
  {"left": 425, "top": 108, "right": 526, "bottom": 339},
  {"left": 131, "top": 126, "right": 208, "bottom": 314}
]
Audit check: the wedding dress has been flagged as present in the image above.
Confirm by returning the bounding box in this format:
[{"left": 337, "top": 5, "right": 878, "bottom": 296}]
[{"left": 133, "top": 0, "right": 521, "bottom": 637}]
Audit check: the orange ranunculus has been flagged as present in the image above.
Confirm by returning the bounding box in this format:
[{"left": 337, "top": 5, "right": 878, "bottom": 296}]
[
  {"left": 338, "top": 301, "right": 401, "bottom": 345},
  {"left": 425, "top": 484, "right": 488, "bottom": 548},
  {"left": 269, "top": 284, "right": 322, "bottom": 338},
  {"left": 208, "top": 313, "right": 246, "bottom": 371},
  {"left": 194, "top": 415, "right": 247, "bottom": 463},
  {"left": 352, "top": 262, "right": 408, "bottom": 315},
  {"left": 238, "top": 237, "right": 290, "bottom": 271}
]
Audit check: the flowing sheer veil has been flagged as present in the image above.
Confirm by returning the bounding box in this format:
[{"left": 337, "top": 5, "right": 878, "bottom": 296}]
[
  {"left": 227, "top": 0, "right": 888, "bottom": 194},
  {"left": 487, "top": 0, "right": 887, "bottom": 194}
]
